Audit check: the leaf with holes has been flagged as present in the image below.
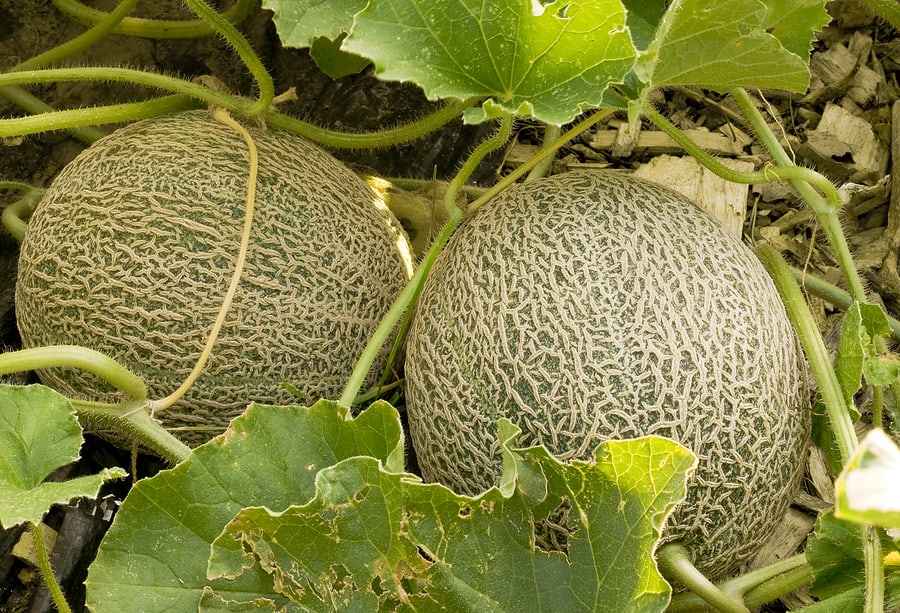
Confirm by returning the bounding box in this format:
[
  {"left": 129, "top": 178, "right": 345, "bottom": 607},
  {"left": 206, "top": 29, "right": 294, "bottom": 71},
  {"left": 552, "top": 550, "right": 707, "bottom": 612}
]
[
  {"left": 207, "top": 420, "right": 696, "bottom": 612},
  {"left": 85, "top": 400, "right": 404, "bottom": 613}
]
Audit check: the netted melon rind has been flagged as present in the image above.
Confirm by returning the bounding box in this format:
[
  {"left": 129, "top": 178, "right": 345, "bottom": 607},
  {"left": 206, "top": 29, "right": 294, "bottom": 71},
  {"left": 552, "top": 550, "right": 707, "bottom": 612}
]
[
  {"left": 16, "top": 110, "right": 413, "bottom": 444},
  {"left": 405, "top": 170, "right": 809, "bottom": 578}
]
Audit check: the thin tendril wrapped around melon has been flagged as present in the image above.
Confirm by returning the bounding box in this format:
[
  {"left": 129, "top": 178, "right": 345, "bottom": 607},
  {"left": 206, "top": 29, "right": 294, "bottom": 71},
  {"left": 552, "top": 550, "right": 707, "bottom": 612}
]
[{"left": 16, "top": 110, "right": 413, "bottom": 444}]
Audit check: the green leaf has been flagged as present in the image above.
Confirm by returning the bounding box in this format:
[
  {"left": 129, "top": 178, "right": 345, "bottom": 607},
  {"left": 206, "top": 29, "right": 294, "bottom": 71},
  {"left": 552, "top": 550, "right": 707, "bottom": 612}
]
[
  {"left": 835, "top": 428, "right": 900, "bottom": 528},
  {"left": 806, "top": 509, "right": 900, "bottom": 610},
  {"left": 260, "top": 0, "right": 371, "bottom": 78},
  {"left": 807, "top": 510, "right": 869, "bottom": 599},
  {"left": 262, "top": 0, "right": 366, "bottom": 46},
  {"left": 310, "top": 35, "right": 371, "bottom": 79},
  {"left": 835, "top": 302, "right": 870, "bottom": 406},
  {"left": 208, "top": 423, "right": 696, "bottom": 611},
  {"left": 835, "top": 302, "right": 899, "bottom": 403},
  {"left": 343, "top": 0, "right": 637, "bottom": 125},
  {"left": 622, "top": 0, "right": 667, "bottom": 50},
  {"left": 635, "top": 0, "right": 829, "bottom": 93},
  {"left": 85, "top": 400, "right": 404, "bottom": 613},
  {"left": 0, "top": 384, "right": 126, "bottom": 528}
]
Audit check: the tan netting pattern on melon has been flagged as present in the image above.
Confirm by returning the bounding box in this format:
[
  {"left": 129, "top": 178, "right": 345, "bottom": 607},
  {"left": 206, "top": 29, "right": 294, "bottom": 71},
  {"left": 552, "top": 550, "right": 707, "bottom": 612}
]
[
  {"left": 405, "top": 170, "right": 809, "bottom": 578},
  {"left": 16, "top": 110, "right": 413, "bottom": 444}
]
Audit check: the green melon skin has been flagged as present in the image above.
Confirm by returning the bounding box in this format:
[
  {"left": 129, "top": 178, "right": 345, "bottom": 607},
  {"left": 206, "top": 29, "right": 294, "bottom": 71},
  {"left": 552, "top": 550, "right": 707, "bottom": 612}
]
[
  {"left": 405, "top": 170, "right": 809, "bottom": 579},
  {"left": 16, "top": 110, "right": 413, "bottom": 444}
]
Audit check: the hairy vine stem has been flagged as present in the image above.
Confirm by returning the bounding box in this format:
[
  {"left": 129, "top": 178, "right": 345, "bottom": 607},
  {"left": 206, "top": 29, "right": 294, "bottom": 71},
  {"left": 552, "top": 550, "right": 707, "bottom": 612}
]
[
  {"left": 52, "top": 0, "right": 257, "bottom": 39},
  {"left": 337, "top": 113, "right": 515, "bottom": 408},
  {"left": 642, "top": 103, "right": 842, "bottom": 207},
  {"left": 1, "top": 185, "right": 45, "bottom": 241},
  {"left": 656, "top": 543, "right": 750, "bottom": 613},
  {"left": 31, "top": 522, "right": 72, "bottom": 613},
  {"left": 667, "top": 552, "right": 812, "bottom": 611},
  {"left": 16, "top": 0, "right": 141, "bottom": 71},
  {"left": 182, "top": 0, "right": 273, "bottom": 116},
  {"left": 0, "top": 0, "right": 143, "bottom": 143},
  {"left": 758, "top": 246, "right": 884, "bottom": 613},
  {"left": 0, "top": 346, "right": 147, "bottom": 402},
  {"left": 0, "top": 68, "right": 240, "bottom": 135},
  {"left": 266, "top": 97, "right": 483, "bottom": 149}
]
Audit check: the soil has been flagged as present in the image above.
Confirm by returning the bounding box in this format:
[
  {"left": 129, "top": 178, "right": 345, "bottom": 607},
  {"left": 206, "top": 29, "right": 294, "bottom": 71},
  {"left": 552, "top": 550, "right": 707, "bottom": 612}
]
[{"left": 1, "top": 0, "right": 899, "bottom": 611}]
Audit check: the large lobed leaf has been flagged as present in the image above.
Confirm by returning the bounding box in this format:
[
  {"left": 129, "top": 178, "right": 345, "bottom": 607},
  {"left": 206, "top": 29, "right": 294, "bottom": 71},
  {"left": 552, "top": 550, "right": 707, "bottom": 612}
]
[
  {"left": 207, "top": 421, "right": 695, "bottom": 611},
  {"left": 0, "top": 384, "right": 126, "bottom": 528},
  {"left": 86, "top": 400, "right": 405, "bottom": 612},
  {"left": 343, "top": 0, "right": 636, "bottom": 125},
  {"left": 87, "top": 401, "right": 695, "bottom": 612},
  {"left": 265, "top": 0, "right": 829, "bottom": 124},
  {"left": 634, "top": 0, "right": 829, "bottom": 93}
]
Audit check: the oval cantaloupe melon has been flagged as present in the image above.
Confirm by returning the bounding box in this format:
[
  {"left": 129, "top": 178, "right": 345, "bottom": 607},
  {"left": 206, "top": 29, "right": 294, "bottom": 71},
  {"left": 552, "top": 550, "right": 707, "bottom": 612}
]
[
  {"left": 404, "top": 170, "right": 809, "bottom": 578},
  {"left": 16, "top": 110, "right": 413, "bottom": 443}
]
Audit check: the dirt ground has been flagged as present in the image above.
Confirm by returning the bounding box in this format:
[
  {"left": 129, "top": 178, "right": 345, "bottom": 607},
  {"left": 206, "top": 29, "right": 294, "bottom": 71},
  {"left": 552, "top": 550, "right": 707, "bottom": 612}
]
[{"left": 1, "top": 0, "right": 899, "bottom": 611}]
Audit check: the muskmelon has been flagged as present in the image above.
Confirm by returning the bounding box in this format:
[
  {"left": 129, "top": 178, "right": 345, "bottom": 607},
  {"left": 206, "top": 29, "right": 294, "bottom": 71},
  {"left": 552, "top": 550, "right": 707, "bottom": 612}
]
[
  {"left": 404, "top": 170, "right": 809, "bottom": 578},
  {"left": 16, "top": 110, "right": 413, "bottom": 443}
]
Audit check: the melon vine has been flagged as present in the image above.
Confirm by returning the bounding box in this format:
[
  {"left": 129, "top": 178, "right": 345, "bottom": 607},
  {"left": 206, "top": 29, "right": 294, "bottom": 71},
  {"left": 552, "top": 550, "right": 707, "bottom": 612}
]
[{"left": 0, "top": 1, "right": 899, "bottom": 612}]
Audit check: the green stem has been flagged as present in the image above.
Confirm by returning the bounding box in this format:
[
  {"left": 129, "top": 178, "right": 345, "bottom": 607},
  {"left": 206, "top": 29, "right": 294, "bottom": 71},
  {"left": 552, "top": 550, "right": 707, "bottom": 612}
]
[
  {"left": 524, "top": 124, "right": 561, "bottom": 182},
  {"left": 52, "top": 0, "right": 257, "bottom": 39},
  {"left": 656, "top": 543, "right": 750, "bottom": 613},
  {"left": 729, "top": 89, "right": 861, "bottom": 291},
  {"left": 757, "top": 246, "right": 858, "bottom": 462},
  {"left": 643, "top": 104, "right": 842, "bottom": 207},
  {"left": 337, "top": 114, "right": 515, "bottom": 408},
  {"left": 1, "top": 185, "right": 45, "bottom": 241},
  {"left": 736, "top": 84, "right": 900, "bottom": 429},
  {"left": 17, "top": 0, "right": 141, "bottom": 71},
  {"left": 873, "top": 384, "right": 884, "bottom": 431},
  {"left": 0, "top": 67, "right": 240, "bottom": 111},
  {"left": 0, "top": 95, "right": 197, "bottom": 137},
  {"left": 0, "top": 86, "right": 107, "bottom": 143},
  {"left": 667, "top": 553, "right": 812, "bottom": 611},
  {"left": 182, "top": 0, "right": 273, "bottom": 116},
  {"left": 30, "top": 522, "right": 72, "bottom": 613},
  {"left": 338, "top": 211, "right": 459, "bottom": 408},
  {"left": 864, "top": 524, "right": 885, "bottom": 613},
  {"left": 265, "top": 97, "right": 482, "bottom": 149},
  {"left": 444, "top": 114, "right": 514, "bottom": 217},
  {"left": 0, "top": 346, "right": 148, "bottom": 402},
  {"left": 0, "top": 0, "right": 141, "bottom": 143},
  {"left": 467, "top": 108, "right": 616, "bottom": 214},
  {"left": 790, "top": 267, "right": 900, "bottom": 342},
  {"left": 0, "top": 181, "right": 37, "bottom": 192},
  {"left": 72, "top": 400, "right": 192, "bottom": 464},
  {"left": 757, "top": 247, "right": 886, "bottom": 613}
]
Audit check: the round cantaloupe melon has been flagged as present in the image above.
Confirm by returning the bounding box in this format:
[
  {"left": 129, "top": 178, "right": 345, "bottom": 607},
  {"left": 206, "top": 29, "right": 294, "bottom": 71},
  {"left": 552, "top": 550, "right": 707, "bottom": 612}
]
[
  {"left": 404, "top": 170, "right": 809, "bottom": 578},
  {"left": 16, "top": 110, "right": 413, "bottom": 443}
]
